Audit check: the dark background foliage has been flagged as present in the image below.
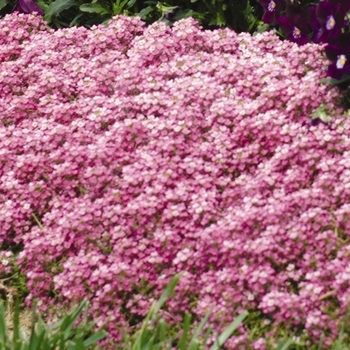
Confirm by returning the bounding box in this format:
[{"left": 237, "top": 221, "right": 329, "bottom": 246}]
[
  {"left": 0, "top": 0, "right": 322, "bottom": 33},
  {"left": 0, "top": 0, "right": 266, "bottom": 32}
]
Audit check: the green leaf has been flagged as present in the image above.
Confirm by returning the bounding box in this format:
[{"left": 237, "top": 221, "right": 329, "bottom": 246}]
[
  {"left": 276, "top": 338, "right": 293, "bottom": 350},
  {"left": 253, "top": 22, "right": 270, "bottom": 35},
  {"left": 203, "top": 324, "right": 214, "bottom": 348},
  {"left": 156, "top": 2, "right": 178, "bottom": 14},
  {"left": 127, "top": 0, "right": 137, "bottom": 7},
  {"left": 153, "top": 274, "right": 181, "bottom": 316},
  {"left": 29, "top": 330, "right": 46, "bottom": 350},
  {"left": 80, "top": 3, "right": 110, "bottom": 15},
  {"left": 69, "top": 13, "right": 84, "bottom": 27},
  {"left": 320, "top": 75, "right": 350, "bottom": 86},
  {"left": 112, "top": 0, "right": 129, "bottom": 14},
  {"left": 60, "top": 302, "right": 87, "bottom": 340},
  {"left": 187, "top": 309, "right": 212, "bottom": 350},
  {"left": 178, "top": 313, "right": 191, "bottom": 350},
  {"left": 12, "top": 299, "right": 20, "bottom": 347},
  {"left": 312, "top": 104, "right": 329, "bottom": 123},
  {"left": 172, "top": 9, "right": 195, "bottom": 21},
  {"left": 44, "top": 0, "right": 77, "bottom": 22},
  {"left": 83, "top": 330, "right": 108, "bottom": 347},
  {"left": 210, "top": 311, "right": 248, "bottom": 350},
  {"left": 132, "top": 274, "right": 181, "bottom": 350},
  {"left": 0, "top": 0, "right": 7, "bottom": 11},
  {"left": 136, "top": 6, "right": 154, "bottom": 19},
  {"left": 36, "top": 314, "right": 47, "bottom": 335},
  {"left": 317, "top": 333, "right": 324, "bottom": 350},
  {"left": 156, "top": 318, "right": 167, "bottom": 343},
  {"left": 0, "top": 302, "right": 9, "bottom": 345},
  {"left": 71, "top": 337, "right": 85, "bottom": 350}
]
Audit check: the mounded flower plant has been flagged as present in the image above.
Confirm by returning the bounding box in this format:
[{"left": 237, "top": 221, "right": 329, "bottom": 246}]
[{"left": 0, "top": 12, "right": 350, "bottom": 349}]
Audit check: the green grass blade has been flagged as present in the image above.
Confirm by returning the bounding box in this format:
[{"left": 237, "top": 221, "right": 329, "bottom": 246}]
[
  {"left": 210, "top": 311, "right": 248, "bottom": 350},
  {"left": 157, "top": 318, "right": 167, "bottom": 344},
  {"left": 276, "top": 338, "right": 293, "bottom": 350},
  {"left": 13, "top": 298, "right": 21, "bottom": 348},
  {"left": 133, "top": 274, "right": 181, "bottom": 350},
  {"left": 340, "top": 307, "right": 350, "bottom": 337},
  {"left": 202, "top": 324, "right": 213, "bottom": 348},
  {"left": 153, "top": 274, "right": 181, "bottom": 316},
  {"left": 83, "top": 329, "right": 108, "bottom": 347},
  {"left": 59, "top": 330, "right": 67, "bottom": 350},
  {"left": 187, "top": 309, "right": 212, "bottom": 350},
  {"left": 317, "top": 333, "right": 324, "bottom": 350},
  {"left": 28, "top": 330, "right": 46, "bottom": 350},
  {"left": 0, "top": 302, "right": 9, "bottom": 346},
  {"left": 178, "top": 312, "right": 191, "bottom": 350},
  {"left": 71, "top": 337, "right": 85, "bottom": 350},
  {"left": 36, "top": 314, "right": 47, "bottom": 335},
  {"left": 58, "top": 302, "right": 87, "bottom": 341},
  {"left": 132, "top": 306, "right": 154, "bottom": 350}
]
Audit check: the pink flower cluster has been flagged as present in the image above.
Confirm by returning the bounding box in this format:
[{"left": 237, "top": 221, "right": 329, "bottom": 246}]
[{"left": 1, "top": 12, "right": 349, "bottom": 348}]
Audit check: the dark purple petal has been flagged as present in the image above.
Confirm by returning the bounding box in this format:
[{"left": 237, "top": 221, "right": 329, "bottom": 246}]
[
  {"left": 312, "top": 0, "right": 347, "bottom": 43},
  {"left": 262, "top": 9, "right": 277, "bottom": 24},
  {"left": 14, "top": 0, "right": 44, "bottom": 15},
  {"left": 308, "top": 5, "right": 320, "bottom": 32},
  {"left": 311, "top": 27, "right": 323, "bottom": 43},
  {"left": 328, "top": 60, "right": 350, "bottom": 80},
  {"left": 327, "top": 32, "right": 350, "bottom": 54},
  {"left": 285, "top": 0, "right": 311, "bottom": 21},
  {"left": 13, "top": 3, "right": 21, "bottom": 12},
  {"left": 316, "top": 0, "right": 339, "bottom": 22},
  {"left": 296, "top": 35, "right": 310, "bottom": 46},
  {"left": 276, "top": 1, "right": 313, "bottom": 45},
  {"left": 329, "top": 0, "right": 350, "bottom": 13},
  {"left": 277, "top": 15, "right": 311, "bottom": 46},
  {"left": 259, "top": 0, "right": 285, "bottom": 25},
  {"left": 310, "top": 118, "right": 329, "bottom": 127},
  {"left": 326, "top": 37, "right": 350, "bottom": 79},
  {"left": 325, "top": 44, "right": 344, "bottom": 61}
]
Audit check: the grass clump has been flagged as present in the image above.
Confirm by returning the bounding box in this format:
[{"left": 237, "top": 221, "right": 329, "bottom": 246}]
[{"left": 0, "top": 299, "right": 107, "bottom": 350}]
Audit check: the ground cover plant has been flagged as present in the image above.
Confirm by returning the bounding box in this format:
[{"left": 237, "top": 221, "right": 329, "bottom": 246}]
[{"left": 2, "top": 10, "right": 350, "bottom": 349}]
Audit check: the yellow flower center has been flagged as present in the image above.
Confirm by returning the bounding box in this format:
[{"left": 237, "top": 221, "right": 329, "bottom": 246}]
[
  {"left": 293, "top": 27, "right": 301, "bottom": 38},
  {"left": 268, "top": 0, "right": 276, "bottom": 11},
  {"left": 336, "top": 55, "right": 347, "bottom": 69},
  {"left": 326, "top": 15, "right": 335, "bottom": 30}
]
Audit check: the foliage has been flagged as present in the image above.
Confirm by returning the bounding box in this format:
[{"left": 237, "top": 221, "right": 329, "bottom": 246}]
[
  {"left": 122, "top": 274, "right": 249, "bottom": 349},
  {"left": 3, "top": 275, "right": 350, "bottom": 349},
  {"left": 0, "top": 0, "right": 265, "bottom": 32},
  {"left": 0, "top": 298, "right": 107, "bottom": 349}
]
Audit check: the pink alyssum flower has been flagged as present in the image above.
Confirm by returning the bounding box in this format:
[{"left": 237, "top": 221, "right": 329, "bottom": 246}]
[{"left": 1, "top": 12, "right": 350, "bottom": 347}]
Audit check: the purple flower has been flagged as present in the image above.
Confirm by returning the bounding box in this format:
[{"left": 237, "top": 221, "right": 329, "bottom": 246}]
[
  {"left": 277, "top": 1, "right": 313, "bottom": 46},
  {"left": 311, "top": 0, "right": 350, "bottom": 43},
  {"left": 310, "top": 118, "right": 329, "bottom": 127},
  {"left": 14, "top": 0, "right": 44, "bottom": 15},
  {"left": 325, "top": 33, "right": 350, "bottom": 80},
  {"left": 277, "top": 15, "right": 311, "bottom": 45},
  {"left": 259, "top": 0, "right": 285, "bottom": 25}
]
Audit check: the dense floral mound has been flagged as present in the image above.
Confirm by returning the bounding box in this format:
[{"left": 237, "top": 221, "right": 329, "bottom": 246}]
[{"left": 0, "top": 12, "right": 350, "bottom": 348}]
